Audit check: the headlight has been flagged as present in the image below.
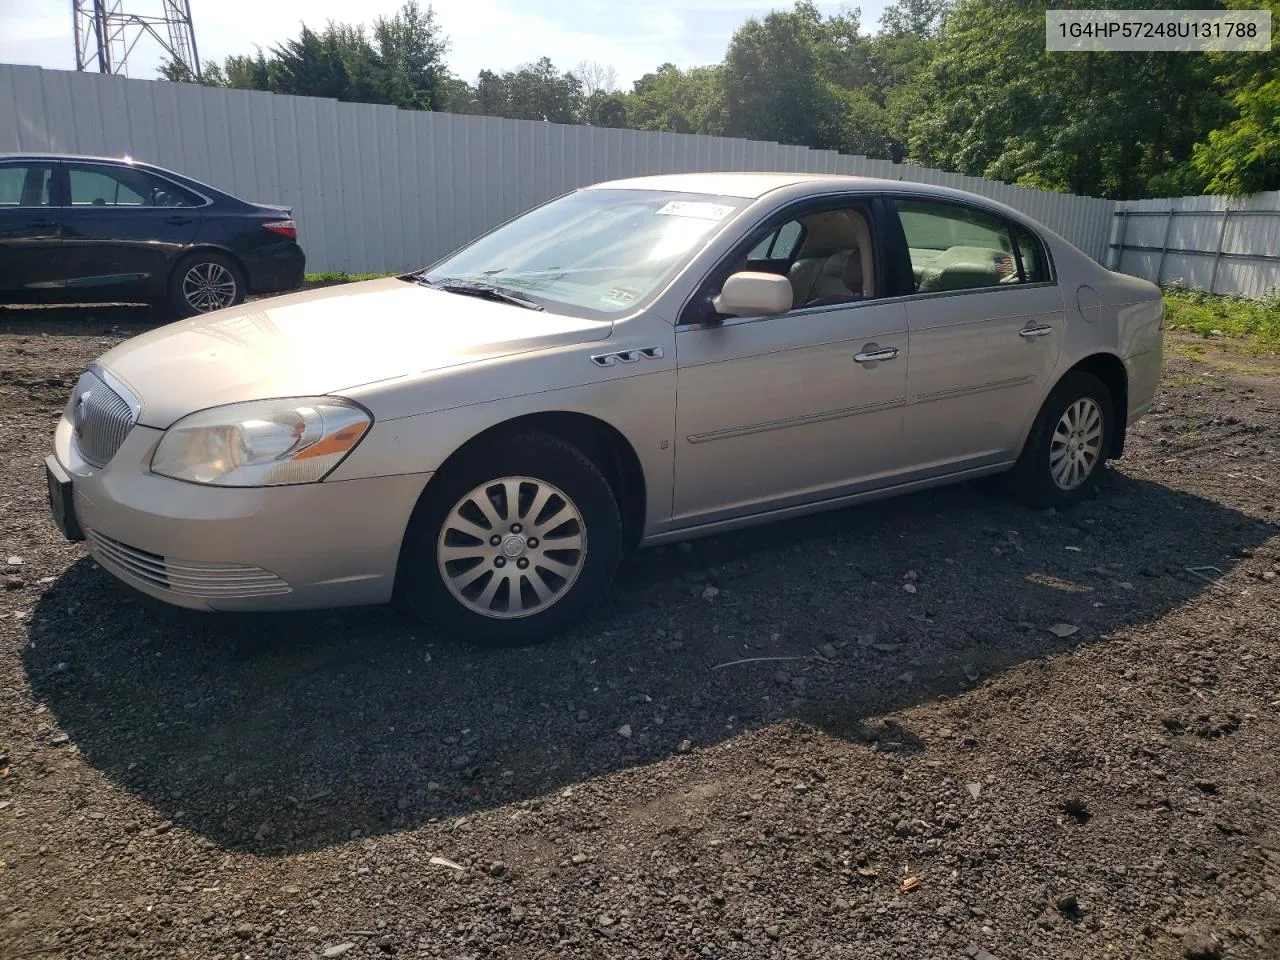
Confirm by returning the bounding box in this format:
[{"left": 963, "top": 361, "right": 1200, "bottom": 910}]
[{"left": 151, "top": 397, "right": 371, "bottom": 487}]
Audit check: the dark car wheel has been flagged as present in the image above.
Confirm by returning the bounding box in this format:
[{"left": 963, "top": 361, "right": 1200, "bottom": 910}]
[
  {"left": 169, "top": 251, "right": 246, "bottom": 317},
  {"left": 399, "top": 432, "right": 623, "bottom": 646},
  {"left": 1007, "top": 370, "right": 1114, "bottom": 509}
]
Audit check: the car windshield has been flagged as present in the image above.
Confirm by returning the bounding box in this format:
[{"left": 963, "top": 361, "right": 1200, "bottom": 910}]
[{"left": 421, "top": 189, "right": 748, "bottom": 319}]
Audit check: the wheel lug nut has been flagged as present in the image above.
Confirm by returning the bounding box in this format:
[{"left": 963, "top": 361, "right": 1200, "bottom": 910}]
[
  {"left": 511, "top": 523, "right": 523, "bottom": 534},
  {"left": 517, "top": 558, "right": 529, "bottom": 569},
  {"left": 527, "top": 537, "right": 539, "bottom": 548},
  {"left": 494, "top": 557, "right": 506, "bottom": 568},
  {"left": 489, "top": 535, "right": 501, "bottom": 546}
]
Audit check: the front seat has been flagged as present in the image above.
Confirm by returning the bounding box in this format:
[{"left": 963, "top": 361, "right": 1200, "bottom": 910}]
[
  {"left": 788, "top": 210, "right": 874, "bottom": 306},
  {"left": 802, "top": 250, "right": 867, "bottom": 305}
]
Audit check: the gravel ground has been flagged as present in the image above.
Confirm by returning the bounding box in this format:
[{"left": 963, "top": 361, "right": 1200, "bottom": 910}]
[{"left": 2, "top": 304, "right": 1279, "bottom": 960}]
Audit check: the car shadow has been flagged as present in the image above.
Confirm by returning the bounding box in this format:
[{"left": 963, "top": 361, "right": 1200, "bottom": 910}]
[{"left": 22, "top": 471, "right": 1274, "bottom": 855}]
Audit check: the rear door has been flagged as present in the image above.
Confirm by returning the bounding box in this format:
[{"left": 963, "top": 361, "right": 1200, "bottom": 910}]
[
  {"left": 892, "top": 197, "right": 1065, "bottom": 472},
  {"left": 58, "top": 161, "right": 204, "bottom": 298},
  {"left": 0, "top": 159, "right": 61, "bottom": 294}
]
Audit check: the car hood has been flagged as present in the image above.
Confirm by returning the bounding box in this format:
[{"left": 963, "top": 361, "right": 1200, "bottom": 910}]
[{"left": 97, "top": 278, "right": 612, "bottom": 427}]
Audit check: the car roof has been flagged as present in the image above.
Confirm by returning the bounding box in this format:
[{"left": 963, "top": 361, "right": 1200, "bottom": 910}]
[
  {"left": 587, "top": 171, "right": 1057, "bottom": 238},
  {"left": 587, "top": 171, "right": 959, "bottom": 200},
  {"left": 0, "top": 152, "right": 186, "bottom": 177}
]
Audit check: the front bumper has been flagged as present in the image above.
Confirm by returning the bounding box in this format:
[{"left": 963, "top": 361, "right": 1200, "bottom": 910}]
[{"left": 51, "top": 415, "right": 429, "bottom": 612}]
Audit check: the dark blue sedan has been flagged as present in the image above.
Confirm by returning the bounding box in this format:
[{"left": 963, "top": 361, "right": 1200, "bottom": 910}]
[{"left": 0, "top": 153, "right": 305, "bottom": 317}]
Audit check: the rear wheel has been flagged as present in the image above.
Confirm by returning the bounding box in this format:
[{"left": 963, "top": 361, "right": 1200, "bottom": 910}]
[
  {"left": 168, "top": 251, "right": 245, "bottom": 317},
  {"left": 399, "top": 433, "right": 622, "bottom": 646},
  {"left": 1007, "top": 371, "right": 1114, "bottom": 508}
]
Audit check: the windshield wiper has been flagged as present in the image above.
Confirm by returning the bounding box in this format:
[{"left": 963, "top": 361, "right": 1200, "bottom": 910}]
[{"left": 413, "top": 276, "right": 544, "bottom": 311}]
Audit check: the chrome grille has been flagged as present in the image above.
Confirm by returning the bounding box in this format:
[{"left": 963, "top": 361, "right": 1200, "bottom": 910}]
[
  {"left": 88, "top": 531, "right": 292, "bottom": 599},
  {"left": 70, "top": 369, "right": 138, "bottom": 467}
]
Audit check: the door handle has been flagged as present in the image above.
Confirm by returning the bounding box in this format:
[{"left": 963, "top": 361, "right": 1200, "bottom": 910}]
[
  {"left": 165, "top": 215, "right": 193, "bottom": 225},
  {"left": 25, "top": 218, "right": 53, "bottom": 227},
  {"left": 854, "top": 347, "right": 899, "bottom": 363},
  {"left": 1019, "top": 324, "right": 1053, "bottom": 338}
]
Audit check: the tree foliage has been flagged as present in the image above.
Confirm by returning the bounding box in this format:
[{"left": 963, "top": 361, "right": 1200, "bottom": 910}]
[{"left": 161, "top": 0, "right": 1280, "bottom": 197}]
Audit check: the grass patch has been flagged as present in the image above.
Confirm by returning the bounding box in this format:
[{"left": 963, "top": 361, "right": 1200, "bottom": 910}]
[
  {"left": 1161, "top": 373, "right": 1214, "bottom": 388},
  {"left": 1163, "top": 288, "right": 1280, "bottom": 344},
  {"left": 305, "top": 271, "right": 395, "bottom": 283},
  {"left": 1172, "top": 339, "right": 1207, "bottom": 361}
]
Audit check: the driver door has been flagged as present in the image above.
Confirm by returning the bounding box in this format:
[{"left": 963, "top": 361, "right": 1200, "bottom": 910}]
[{"left": 672, "top": 199, "right": 910, "bottom": 527}]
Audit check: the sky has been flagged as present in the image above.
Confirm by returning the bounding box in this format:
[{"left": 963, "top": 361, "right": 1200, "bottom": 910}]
[{"left": 0, "top": 0, "right": 892, "bottom": 88}]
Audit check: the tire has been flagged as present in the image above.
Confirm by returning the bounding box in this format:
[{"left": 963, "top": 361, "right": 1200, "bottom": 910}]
[
  {"left": 1007, "top": 370, "right": 1114, "bottom": 509},
  {"left": 399, "top": 432, "right": 623, "bottom": 646},
  {"left": 168, "top": 251, "right": 246, "bottom": 318}
]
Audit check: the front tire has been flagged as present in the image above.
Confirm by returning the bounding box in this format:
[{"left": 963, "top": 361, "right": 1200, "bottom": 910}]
[
  {"left": 169, "top": 251, "right": 246, "bottom": 318},
  {"left": 399, "top": 433, "right": 623, "bottom": 646},
  {"left": 1008, "top": 371, "right": 1114, "bottom": 509}
]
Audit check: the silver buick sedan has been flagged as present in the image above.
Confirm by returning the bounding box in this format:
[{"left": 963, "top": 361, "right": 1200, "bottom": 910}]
[{"left": 47, "top": 173, "right": 1164, "bottom": 644}]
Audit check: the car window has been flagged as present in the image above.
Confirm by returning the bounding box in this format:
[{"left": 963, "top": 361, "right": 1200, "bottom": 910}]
[
  {"left": 1012, "top": 224, "right": 1048, "bottom": 283},
  {"left": 0, "top": 163, "right": 54, "bottom": 207},
  {"left": 783, "top": 205, "right": 878, "bottom": 307},
  {"left": 747, "top": 220, "right": 805, "bottom": 261},
  {"left": 895, "top": 199, "right": 1029, "bottom": 293},
  {"left": 746, "top": 231, "right": 774, "bottom": 261},
  {"left": 425, "top": 188, "right": 748, "bottom": 320},
  {"left": 67, "top": 164, "right": 200, "bottom": 208}
]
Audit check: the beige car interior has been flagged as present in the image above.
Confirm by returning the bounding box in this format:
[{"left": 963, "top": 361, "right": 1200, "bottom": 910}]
[
  {"left": 787, "top": 209, "right": 875, "bottom": 306},
  {"left": 909, "top": 243, "right": 1019, "bottom": 292}
]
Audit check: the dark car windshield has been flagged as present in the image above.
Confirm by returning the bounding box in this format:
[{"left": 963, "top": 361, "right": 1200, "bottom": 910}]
[{"left": 420, "top": 189, "right": 748, "bottom": 319}]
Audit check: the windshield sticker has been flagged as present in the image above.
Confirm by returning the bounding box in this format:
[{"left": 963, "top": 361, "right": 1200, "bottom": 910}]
[
  {"left": 602, "top": 287, "right": 639, "bottom": 306},
  {"left": 655, "top": 200, "right": 735, "bottom": 222}
]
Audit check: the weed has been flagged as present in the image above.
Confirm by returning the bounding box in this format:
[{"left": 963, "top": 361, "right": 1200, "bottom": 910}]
[
  {"left": 305, "top": 271, "right": 395, "bottom": 283},
  {"left": 1163, "top": 288, "right": 1280, "bottom": 344}
]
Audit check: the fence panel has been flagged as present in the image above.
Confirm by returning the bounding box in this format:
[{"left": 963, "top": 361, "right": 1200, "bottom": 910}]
[
  {"left": 0, "top": 62, "right": 1144, "bottom": 276},
  {"left": 1112, "top": 193, "right": 1280, "bottom": 298}
]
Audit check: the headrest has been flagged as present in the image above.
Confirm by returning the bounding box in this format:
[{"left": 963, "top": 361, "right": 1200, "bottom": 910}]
[{"left": 801, "top": 211, "right": 860, "bottom": 255}]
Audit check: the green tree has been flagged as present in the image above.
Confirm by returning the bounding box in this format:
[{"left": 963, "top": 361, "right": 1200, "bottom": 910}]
[
  {"left": 721, "top": 2, "right": 842, "bottom": 149},
  {"left": 879, "top": 0, "right": 948, "bottom": 38},
  {"left": 372, "top": 0, "right": 451, "bottom": 110},
  {"left": 582, "top": 91, "right": 630, "bottom": 128},
  {"left": 1192, "top": 80, "right": 1280, "bottom": 194},
  {"left": 268, "top": 24, "right": 351, "bottom": 100},
  {"left": 720, "top": 2, "right": 899, "bottom": 158},
  {"left": 1187, "top": 0, "right": 1280, "bottom": 193},
  {"left": 452, "top": 58, "right": 583, "bottom": 122},
  {"left": 907, "top": 0, "right": 1228, "bottom": 198},
  {"left": 223, "top": 52, "right": 270, "bottom": 90},
  {"left": 629, "top": 64, "right": 725, "bottom": 134},
  {"left": 157, "top": 58, "right": 227, "bottom": 87}
]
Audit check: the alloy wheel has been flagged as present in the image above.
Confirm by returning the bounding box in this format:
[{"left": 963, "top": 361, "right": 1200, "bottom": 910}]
[
  {"left": 1049, "top": 397, "right": 1103, "bottom": 491},
  {"left": 182, "top": 261, "right": 238, "bottom": 313},
  {"left": 437, "top": 476, "right": 588, "bottom": 619}
]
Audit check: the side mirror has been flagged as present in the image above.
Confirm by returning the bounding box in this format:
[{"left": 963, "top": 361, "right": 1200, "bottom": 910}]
[{"left": 711, "top": 271, "right": 793, "bottom": 318}]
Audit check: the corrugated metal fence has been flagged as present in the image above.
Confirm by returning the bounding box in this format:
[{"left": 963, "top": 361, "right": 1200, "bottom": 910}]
[
  {"left": 1110, "top": 192, "right": 1280, "bottom": 299},
  {"left": 1, "top": 64, "right": 1121, "bottom": 275}
]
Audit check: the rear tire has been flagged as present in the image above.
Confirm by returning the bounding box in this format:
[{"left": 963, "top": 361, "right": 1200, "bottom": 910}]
[
  {"left": 399, "top": 432, "right": 623, "bottom": 646},
  {"left": 1007, "top": 371, "right": 1114, "bottom": 509},
  {"left": 169, "top": 251, "right": 246, "bottom": 318}
]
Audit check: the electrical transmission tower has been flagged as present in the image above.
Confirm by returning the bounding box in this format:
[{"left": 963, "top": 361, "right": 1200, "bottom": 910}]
[{"left": 73, "top": 0, "right": 202, "bottom": 80}]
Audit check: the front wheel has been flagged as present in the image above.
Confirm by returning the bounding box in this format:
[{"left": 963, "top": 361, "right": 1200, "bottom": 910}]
[
  {"left": 399, "top": 433, "right": 623, "bottom": 646},
  {"left": 1007, "top": 371, "right": 1114, "bottom": 509},
  {"left": 169, "top": 251, "right": 246, "bottom": 318}
]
